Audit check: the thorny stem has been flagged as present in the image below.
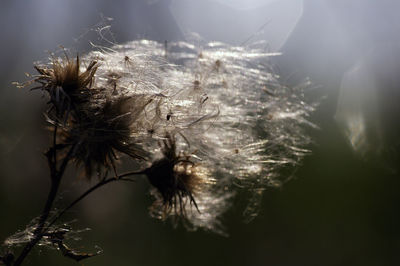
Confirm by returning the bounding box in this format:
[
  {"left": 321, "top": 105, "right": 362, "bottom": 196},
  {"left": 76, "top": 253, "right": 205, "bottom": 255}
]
[{"left": 13, "top": 127, "right": 76, "bottom": 266}]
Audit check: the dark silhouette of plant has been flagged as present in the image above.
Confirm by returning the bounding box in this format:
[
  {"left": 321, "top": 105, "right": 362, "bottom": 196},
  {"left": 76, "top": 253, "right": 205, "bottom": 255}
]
[{"left": 2, "top": 39, "right": 317, "bottom": 265}]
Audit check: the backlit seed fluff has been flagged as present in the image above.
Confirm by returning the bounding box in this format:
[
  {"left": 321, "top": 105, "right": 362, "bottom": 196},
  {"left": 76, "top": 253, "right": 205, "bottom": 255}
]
[{"left": 19, "top": 39, "right": 318, "bottom": 234}]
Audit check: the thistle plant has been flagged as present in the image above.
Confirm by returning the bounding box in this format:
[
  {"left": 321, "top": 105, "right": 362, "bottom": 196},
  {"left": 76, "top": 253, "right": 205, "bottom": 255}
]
[{"left": 1, "top": 39, "right": 318, "bottom": 265}]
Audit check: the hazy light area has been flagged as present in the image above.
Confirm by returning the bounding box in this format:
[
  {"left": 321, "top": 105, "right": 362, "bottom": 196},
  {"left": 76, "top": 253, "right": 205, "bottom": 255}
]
[
  {"left": 171, "top": 0, "right": 302, "bottom": 50},
  {"left": 214, "top": 0, "right": 278, "bottom": 10},
  {"left": 335, "top": 60, "right": 377, "bottom": 156},
  {"left": 275, "top": 0, "right": 400, "bottom": 166}
]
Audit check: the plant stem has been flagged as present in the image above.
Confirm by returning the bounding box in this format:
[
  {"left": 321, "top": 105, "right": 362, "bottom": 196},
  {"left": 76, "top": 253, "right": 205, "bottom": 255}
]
[
  {"left": 12, "top": 125, "right": 145, "bottom": 265},
  {"left": 13, "top": 131, "right": 75, "bottom": 266},
  {"left": 45, "top": 175, "right": 138, "bottom": 230}
]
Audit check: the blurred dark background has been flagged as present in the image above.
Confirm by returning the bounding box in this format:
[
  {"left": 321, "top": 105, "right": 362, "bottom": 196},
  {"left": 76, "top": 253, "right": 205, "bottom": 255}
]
[{"left": 1, "top": 0, "right": 400, "bottom": 265}]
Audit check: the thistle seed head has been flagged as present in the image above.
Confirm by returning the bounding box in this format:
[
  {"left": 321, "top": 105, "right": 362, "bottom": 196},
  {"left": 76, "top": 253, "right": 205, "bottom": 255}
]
[
  {"left": 33, "top": 53, "right": 98, "bottom": 121},
  {"left": 145, "top": 134, "right": 203, "bottom": 216},
  {"left": 62, "top": 96, "right": 147, "bottom": 179}
]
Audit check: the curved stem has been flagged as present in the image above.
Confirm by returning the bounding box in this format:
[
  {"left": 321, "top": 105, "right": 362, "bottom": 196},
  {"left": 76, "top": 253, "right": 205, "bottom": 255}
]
[
  {"left": 45, "top": 175, "right": 139, "bottom": 230},
  {"left": 118, "top": 169, "right": 147, "bottom": 179}
]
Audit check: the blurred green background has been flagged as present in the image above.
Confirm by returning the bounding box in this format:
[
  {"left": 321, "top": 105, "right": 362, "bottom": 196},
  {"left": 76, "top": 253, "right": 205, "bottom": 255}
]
[{"left": 1, "top": 1, "right": 399, "bottom": 265}]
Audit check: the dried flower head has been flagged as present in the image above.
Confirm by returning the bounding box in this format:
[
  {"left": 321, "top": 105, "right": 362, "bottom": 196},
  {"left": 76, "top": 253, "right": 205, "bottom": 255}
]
[
  {"left": 32, "top": 52, "right": 98, "bottom": 121},
  {"left": 145, "top": 134, "right": 203, "bottom": 216},
  {"left": 144, "top": 133, "right": 229, "bottom": 234},
  {"left": 62, "top": 96, "right": 149, "bottom": 178}
]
